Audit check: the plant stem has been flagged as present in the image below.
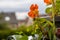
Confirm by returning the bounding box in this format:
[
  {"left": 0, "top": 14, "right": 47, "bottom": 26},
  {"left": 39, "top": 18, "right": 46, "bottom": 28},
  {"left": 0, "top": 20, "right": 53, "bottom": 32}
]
[
  {"left": 52, "top": 0, "right": 56, "bottom": 28},
  {"left": 52, "top": 0, "right": 56, "bottom": 40}
]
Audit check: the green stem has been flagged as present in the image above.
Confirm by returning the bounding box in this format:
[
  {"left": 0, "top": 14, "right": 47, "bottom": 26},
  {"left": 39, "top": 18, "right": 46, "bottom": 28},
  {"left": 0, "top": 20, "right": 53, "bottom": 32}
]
[
  {"left": 52, "top": 0, "right": 56, "bottom": 28},
  {"left": 52, "top": 0, "right": 56, "bottom": 40}
]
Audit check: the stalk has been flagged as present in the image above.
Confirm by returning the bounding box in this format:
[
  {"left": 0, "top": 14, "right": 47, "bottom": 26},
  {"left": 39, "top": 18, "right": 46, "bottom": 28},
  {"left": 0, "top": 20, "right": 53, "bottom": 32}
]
[
  {"left": 52, "top": 0, "right": 56, "bottom": 40},
  {"left": 52, "top": 0, "right": 56, "bottom": 28}
]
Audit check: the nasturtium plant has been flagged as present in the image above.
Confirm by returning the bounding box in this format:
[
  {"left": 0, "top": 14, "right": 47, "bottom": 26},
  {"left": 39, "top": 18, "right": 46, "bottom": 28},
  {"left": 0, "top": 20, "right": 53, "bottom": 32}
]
[
  {"left": 45, "top": 0, "right": 60, "bottom": 16},
  {"left": 0, "top": 0, "right": 57, "bottom": 40}
]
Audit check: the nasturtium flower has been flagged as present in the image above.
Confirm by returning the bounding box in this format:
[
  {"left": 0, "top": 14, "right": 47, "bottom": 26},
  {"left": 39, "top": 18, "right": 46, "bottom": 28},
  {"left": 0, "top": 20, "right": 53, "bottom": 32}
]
[
  {"left": 44, "top": 0, "right": 52, "bottom": 5},
  {"left": 30, "top": 4, "right": 38, "bottom": 11},
  {"left": 30, "top": 4, "right": 35, "bottom": 11},
  {"left": 28, "top": 4, "right": 39, "bottom": 18},
  {"left": 28, "top": 11, "right": 38, "bottom": 18}
]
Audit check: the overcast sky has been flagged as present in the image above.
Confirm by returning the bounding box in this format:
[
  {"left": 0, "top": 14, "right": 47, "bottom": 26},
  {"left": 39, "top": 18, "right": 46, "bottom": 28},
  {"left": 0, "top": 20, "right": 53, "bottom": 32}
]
[
  {"left": 0, "top": 0, "right": 47, "bottom": 14},
  {"left": 0, "top": 0, "right": 48, "bottom": 20}
]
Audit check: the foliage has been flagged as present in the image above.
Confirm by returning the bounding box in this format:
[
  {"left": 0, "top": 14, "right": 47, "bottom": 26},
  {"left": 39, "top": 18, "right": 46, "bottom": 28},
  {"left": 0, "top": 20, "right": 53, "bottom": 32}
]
[
  {"left": 45, "top": 0, "right": 60, "bottom": 16},
  {"left": 16, "top": 25, "right": 35, "bottom": 36},
  {"left": 44, "top": 0, "right": 57, "bottom": 40},
  {"left": 0, "top": 30, "right": 16, "bottom": 39},
  {"left": 16, "top": 35, "right": 28, "bottom": 40},
  {"left": 45, "top": 7, "right": 52, "bottom": 15},
  {"left": 15, "top": 18, "right": 56, "bottom": 40},
  {"left": 0, "top": 23, "right": 9, "bottom": 30}
]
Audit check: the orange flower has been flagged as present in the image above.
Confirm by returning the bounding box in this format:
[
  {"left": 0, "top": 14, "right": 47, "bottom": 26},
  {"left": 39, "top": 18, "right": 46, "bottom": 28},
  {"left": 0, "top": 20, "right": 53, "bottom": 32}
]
[
  {"left": 28, "top": 11, "right": 35, "bottom": 18},
  {"left": 34, "top": 9, "right": 39, "bottom": 14},
  {"left": 30, "top": 4, "right": 38, "bottom": 11},
  {"left": 44, "top": 0, "right": 52, "bottom": 5},
  {"left": 30, "top": 4, "right": 35, "bottom": 11},
  {"left": 28, "top": 11, "right": 38, "bottom": 18},
  {"left": 28, "top": 4, "right": 39, "bottom": 18}
]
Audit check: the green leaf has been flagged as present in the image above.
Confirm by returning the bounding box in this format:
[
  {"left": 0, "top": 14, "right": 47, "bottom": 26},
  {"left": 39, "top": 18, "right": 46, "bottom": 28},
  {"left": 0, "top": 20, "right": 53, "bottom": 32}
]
[
  {"left": 43, "top": 22, "right": 48, "bottom": 28},
  {"left": 47, "top": 20, "right": 53, "bottom": 27},
  {"left": 38, "top": 32, "right": 43, "bottom": 40},
  {"left": 45, "top": 7, "right": 52, "bottom": 14}
]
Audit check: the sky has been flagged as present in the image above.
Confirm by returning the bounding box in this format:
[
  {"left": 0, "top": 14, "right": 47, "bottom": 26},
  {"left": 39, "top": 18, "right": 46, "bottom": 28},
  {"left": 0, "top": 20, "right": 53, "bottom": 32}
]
[
  {"left": 0, "top": 0, "right": 47, "bottom": 20},
  {"left": 0, "top": 0, "right": 47, "bottom": 14}
]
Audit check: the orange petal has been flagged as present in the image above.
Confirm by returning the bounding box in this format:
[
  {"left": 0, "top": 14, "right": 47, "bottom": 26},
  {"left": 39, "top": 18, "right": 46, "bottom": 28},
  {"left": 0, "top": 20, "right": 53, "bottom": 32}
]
[
  {"left": 30, "top": 4, "right": 35, "bottom": 11},
  {"left": 35, "top": 4, "right": 38, "bottom": 9},
  {"left": 44, "top": 0, "right": 52, "bottom": 5}
]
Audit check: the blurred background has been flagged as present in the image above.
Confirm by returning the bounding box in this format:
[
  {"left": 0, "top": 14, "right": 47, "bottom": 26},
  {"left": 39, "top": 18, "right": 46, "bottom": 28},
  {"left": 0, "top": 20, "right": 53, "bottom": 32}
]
[
  {"left": 0, "top": 0, "right": 49, "bottom": 40},
  {"left": 0, "top": 0, "right": 48, "bottom": 29}
]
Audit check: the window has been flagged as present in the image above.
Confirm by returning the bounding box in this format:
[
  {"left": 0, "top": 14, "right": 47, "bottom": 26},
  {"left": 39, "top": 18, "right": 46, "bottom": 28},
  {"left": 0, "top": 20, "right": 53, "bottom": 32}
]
[{"left": 5, "top": 16, "right": 10, "bottom": 21}]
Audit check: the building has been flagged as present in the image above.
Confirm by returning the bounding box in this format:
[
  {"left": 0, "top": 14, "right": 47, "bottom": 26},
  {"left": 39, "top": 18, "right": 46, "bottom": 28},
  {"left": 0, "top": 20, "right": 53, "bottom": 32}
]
[{"left": 0, "top": 12, "right": 31, "bottom": 29}]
